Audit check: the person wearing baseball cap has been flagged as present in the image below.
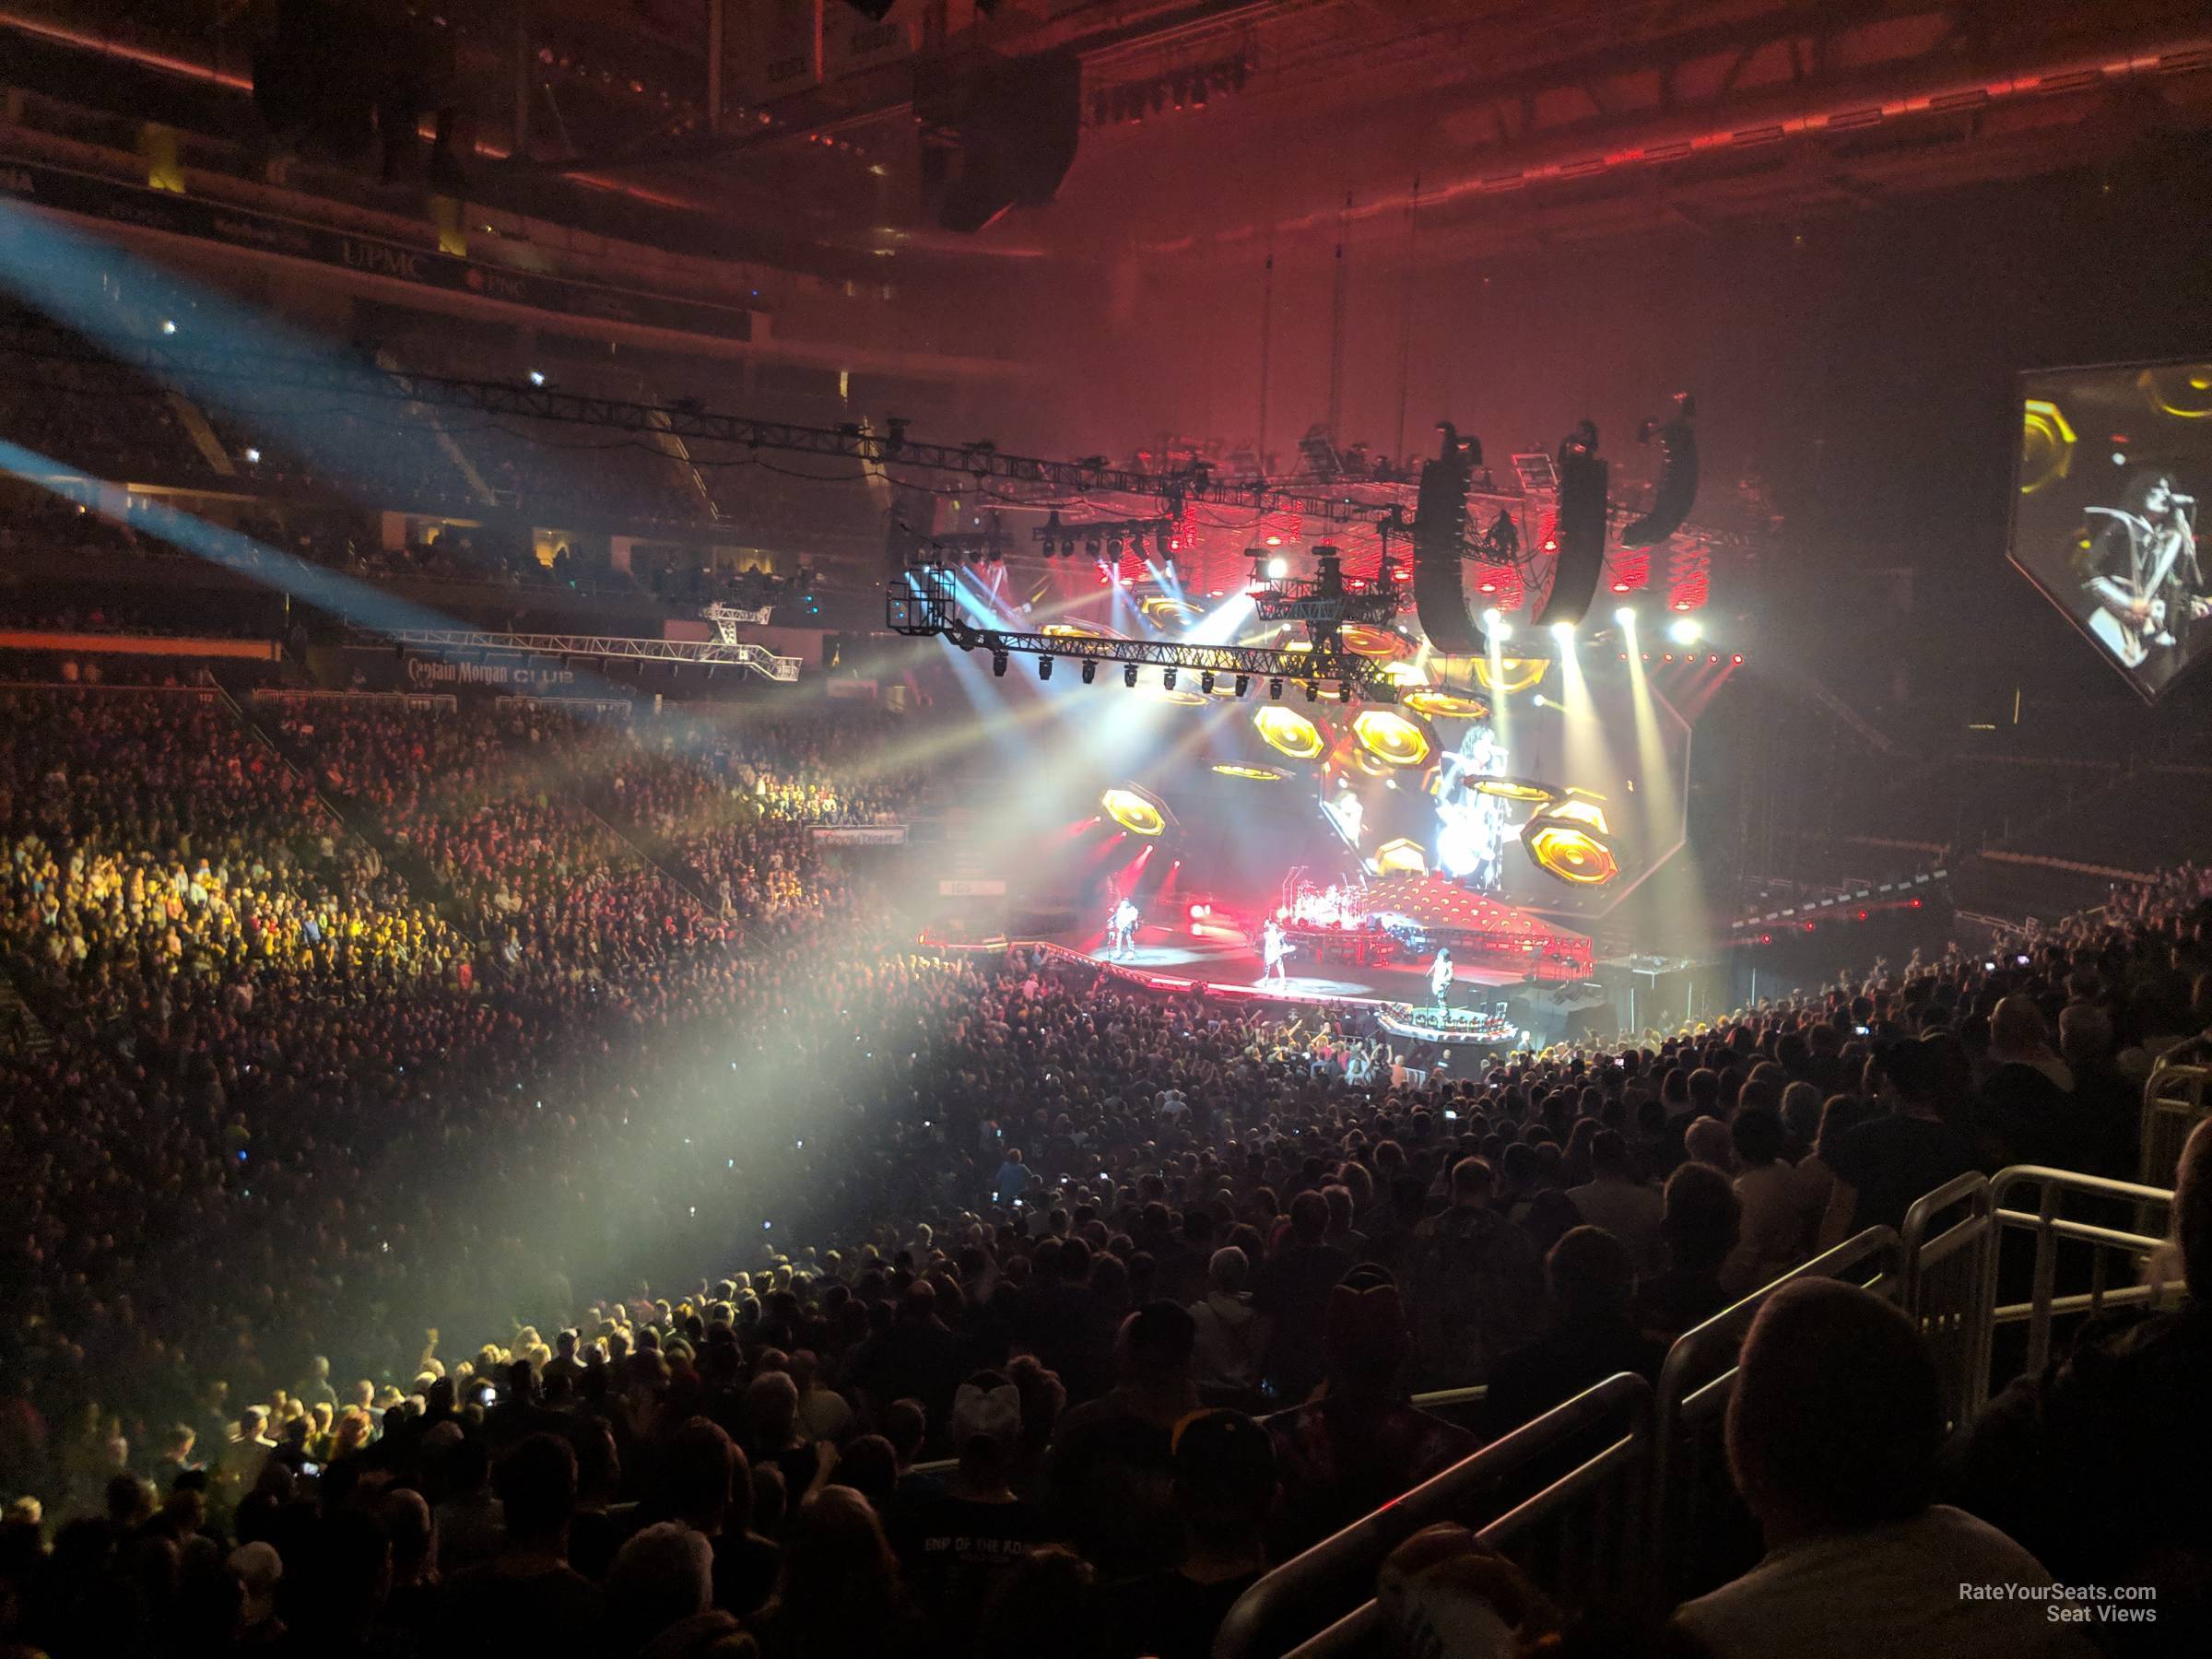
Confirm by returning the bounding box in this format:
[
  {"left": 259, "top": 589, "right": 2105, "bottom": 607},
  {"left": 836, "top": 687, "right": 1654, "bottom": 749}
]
[{"left": 887, "top": 1371, "right": 1052, "bottom": 1651}]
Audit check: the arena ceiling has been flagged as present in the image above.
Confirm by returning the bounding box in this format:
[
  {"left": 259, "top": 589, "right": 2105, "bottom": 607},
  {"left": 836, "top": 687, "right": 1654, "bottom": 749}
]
[{"left": 5, "top": 0, "right": 2211, "bottom": 275}]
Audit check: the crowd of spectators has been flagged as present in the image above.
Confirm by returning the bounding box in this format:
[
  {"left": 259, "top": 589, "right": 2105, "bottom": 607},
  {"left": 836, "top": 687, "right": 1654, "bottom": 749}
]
[{"left": 1, "top": 672, "right": 2208, "bottom": 1656}]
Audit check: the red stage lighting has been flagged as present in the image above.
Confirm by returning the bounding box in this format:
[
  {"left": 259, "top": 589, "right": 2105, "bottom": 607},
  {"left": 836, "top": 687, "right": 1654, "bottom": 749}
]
[{"left": 1732, "top": 654, "right": 1744, "bottom": 665}]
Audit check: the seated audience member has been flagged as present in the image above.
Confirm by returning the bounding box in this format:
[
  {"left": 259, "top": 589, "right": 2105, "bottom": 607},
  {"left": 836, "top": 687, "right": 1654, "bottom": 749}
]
[
  {"left": 975, "top": 1547, "right": 1104, "bottom": 1659},
  {"left": 1407, "top": 1159, "right": 1547, "bottom": 1390},
  {"left": 1267, "top": 1267, "right": 1477, "bottom": 1558},
  {"left": 1110, "top": 1409, "right": 1277, "bottom": 1659},
  {"left": 1790, "top": 1095, "right": 1873, "bottom": 1229},
  {"left": 1046, "top": 1304, "right": 1198, "bottom": 1581},
  {"left": 1566, "top": 1131, "right": 1664, "bottom": 1280},
  {"left": 1485, "top": 1227, "right": 1665, "bottom": 1438},
  {"left": 2054, "top": 1002, "right": 2141, "bottom": 1177},
  {"left": 1818, "top": 1039, "right": 1978, "bottom": 1244},
  {"left": 1636, "top": 1163, "right": 1742, "bottom": 1344},
  {"left": 1975, "top": 997, "right": 2089, "bottom": 1170},
  {"left": 747, "top": 1487, "right": 917, "bottom": 1659},
  {"left": 1375, "top": 1525, "right": 1563, "bottom": 1659},
  {"left": 1668, "top": 1280, "right": 2095, "bottom": 1659},
  {"left": 1253, "top": 1191, "right": 1355, "bottom": 1401},
  {"left": 606, "top": 1523, "right": 716, "bottom": 1656},
  {"left": 437, "top": 1433, "right": 603, "bottom": 1653},
  {"left": 828, "top": 1435, "right": 899, "bottom": 1515},
  {"left": 1683, "top": 1115, "right": 1735, "bottom": 1174},
  {"left": 1187, "top": 1247, "right": 1271, "bottom": 1397},
  {"left": 667, "top": 1418, "right": 780, "bottom": 1619},
  {"left": 887, "top": 1373, "right": 1051, "bottom": 1650},
  {"left": 1724, "top": 1107, "right": 1816, "bottom": 1299},
  {"left": 1947, "top": 1116, "right": 2212, "bottom": 1649}
]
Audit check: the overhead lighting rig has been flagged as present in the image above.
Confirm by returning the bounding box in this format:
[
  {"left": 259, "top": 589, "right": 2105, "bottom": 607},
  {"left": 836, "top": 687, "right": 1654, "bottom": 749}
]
[
  {"left": 1247, "top": 543, "right": 1403, "bottom": 650},
  {"left": 888, "top": 564, "right": 1396, "bottom": 700},
  {"left": 1034, "top": 512, "right": 1176, "bottom": 559}
]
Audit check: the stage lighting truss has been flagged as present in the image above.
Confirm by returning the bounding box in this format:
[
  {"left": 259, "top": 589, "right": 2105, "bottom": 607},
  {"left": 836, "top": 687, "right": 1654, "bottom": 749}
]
[
  {"left": 1100, "top": 784, "right": 1173, "bottom": 838},
  {"left": 1037, "top": 515, "right": 1174, "bottom": 559},
  {"left": 888, "top": 564, "right": 1397, "bottom": 699},
  {"left": 1252, "top": 704, "right": 1326, "bottom": 760},
  {"left": 1249, "top": 543, "right": 1406, "bottom": 659},
  {"left": 1521, "top": 808, "right": 1622, "bottom": 887}
]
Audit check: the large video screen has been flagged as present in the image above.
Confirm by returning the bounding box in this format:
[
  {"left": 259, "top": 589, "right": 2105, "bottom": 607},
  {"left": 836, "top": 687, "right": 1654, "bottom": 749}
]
[{"left": 2010, "top": 359, "right": 2212, "bottom": 702}]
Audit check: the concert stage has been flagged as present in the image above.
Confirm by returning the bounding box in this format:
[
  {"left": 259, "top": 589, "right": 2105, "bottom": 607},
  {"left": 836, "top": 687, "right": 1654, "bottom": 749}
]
[{"left": 924, "top": 899, "right": 1601, "bottom": 1048}]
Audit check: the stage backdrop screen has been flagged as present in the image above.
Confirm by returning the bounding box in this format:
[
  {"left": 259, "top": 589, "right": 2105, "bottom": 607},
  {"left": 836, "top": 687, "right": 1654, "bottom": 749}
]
[{"left": 2009, "top": 359, "right": 2212, "bottom": 702}]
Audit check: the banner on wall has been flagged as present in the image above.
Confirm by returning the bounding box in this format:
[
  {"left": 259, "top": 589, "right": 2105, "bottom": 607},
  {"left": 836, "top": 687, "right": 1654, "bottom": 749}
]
[
  {"left": 811, "top": 825, "right": 908, "bottom": 844},
  {"left": 309, "top": 643, "right": 582, "bottom": 693}
]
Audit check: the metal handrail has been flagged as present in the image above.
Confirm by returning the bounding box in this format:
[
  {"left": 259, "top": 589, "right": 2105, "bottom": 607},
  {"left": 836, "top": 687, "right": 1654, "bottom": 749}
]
[
  {"left": 1651, "top": 1228, "right": 1900, "bottom": 1599},
  {"left": 1281, "top": 1430, "right": 1653, "bottom": 1659},
  {"left": 1978, "top": 1165, "right": 2176, "bottom": 1382},
  {"left": 905, "top": 1382, "right": 1494, "bottom": 1482},
  {"left": 1213, "top": 1373, "right": 1653, "bottom": 1659},
  {"left": 1899, "top": 1172, "right": 1996, "bottom": 1424},
  {"left": 2140, "top": 1062, "right": 2209, "bottom": 1193}
]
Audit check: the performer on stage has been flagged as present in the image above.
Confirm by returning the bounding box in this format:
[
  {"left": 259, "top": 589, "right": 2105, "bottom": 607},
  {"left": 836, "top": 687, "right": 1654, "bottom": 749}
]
[
  {"left": 2080, "top": 471, "right": 2206, "bottom": 673},
  {"left": 1261, "top": 917, "right": 1293, "bottom": 985},
  {"left": 1429, "top": 947, "right": 1455, "bottom": 1014},
  {"left": 1108, "top": 896, "right": 1140, "bottom": 959}
]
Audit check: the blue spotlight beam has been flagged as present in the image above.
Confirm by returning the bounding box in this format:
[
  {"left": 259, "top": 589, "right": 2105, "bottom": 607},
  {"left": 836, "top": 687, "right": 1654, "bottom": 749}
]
[{"left": 0, "top": 438, "right": 735, "bottom": 716}]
